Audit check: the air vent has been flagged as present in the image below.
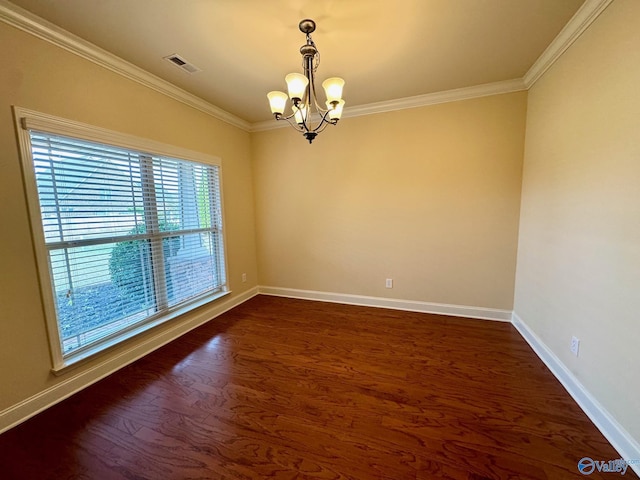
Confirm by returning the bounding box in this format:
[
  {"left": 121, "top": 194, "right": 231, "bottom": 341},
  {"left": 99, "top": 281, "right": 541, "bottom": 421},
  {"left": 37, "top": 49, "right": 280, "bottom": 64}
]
[{"left": 163, "top": 54, "right": 201, "bottom": 74}]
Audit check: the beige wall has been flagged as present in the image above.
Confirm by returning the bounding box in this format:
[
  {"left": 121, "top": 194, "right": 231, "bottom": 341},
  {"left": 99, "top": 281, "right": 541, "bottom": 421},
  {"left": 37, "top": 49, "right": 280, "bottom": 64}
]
[
  {"left": 0, "top": 22, "right": 258, "bottom": 420},
  {"left": 252, "top": 92, "right": 527, "bottom": 310},
  {"left": 4, "top": 0, "right": 638, "bottom": 451},
  {"left": 514, "top": 0, "right": 640, "bottom": 441}
]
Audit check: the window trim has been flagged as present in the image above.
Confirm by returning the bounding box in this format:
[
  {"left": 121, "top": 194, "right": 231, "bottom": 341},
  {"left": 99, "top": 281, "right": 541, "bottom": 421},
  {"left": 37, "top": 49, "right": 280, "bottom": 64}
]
[{"left": 13, "top": 106, "right": 230, "bottom": 372}]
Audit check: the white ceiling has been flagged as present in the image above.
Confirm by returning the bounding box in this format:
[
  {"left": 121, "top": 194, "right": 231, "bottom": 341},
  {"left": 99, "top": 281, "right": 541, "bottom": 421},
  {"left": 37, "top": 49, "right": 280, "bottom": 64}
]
[{"left": 6, "top": 0, "right": 585, "bottom": 124}]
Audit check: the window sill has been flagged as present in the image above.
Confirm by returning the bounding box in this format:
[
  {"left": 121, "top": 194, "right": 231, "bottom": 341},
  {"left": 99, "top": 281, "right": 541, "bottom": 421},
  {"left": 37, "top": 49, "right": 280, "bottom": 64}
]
[{"left": 51, "top": 289, "right": 231, "bottom": 375}]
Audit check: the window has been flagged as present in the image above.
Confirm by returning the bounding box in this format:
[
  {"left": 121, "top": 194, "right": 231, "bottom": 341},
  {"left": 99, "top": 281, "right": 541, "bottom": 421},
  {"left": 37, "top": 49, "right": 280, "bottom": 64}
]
[{"left": 15, "top": 108, "right": 228, "bottom": 370}]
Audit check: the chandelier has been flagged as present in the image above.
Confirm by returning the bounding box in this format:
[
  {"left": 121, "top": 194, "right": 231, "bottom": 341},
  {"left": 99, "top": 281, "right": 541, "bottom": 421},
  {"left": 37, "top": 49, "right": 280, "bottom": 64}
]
[{"left": 267, "top": 19, "right": 345, "bottom": 144}]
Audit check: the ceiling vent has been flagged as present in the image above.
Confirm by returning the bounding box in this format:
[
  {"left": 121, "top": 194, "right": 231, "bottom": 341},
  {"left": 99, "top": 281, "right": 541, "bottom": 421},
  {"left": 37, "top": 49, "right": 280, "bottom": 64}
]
[{"left": 163, "top": 54, "right": 201, "bottom": 74}]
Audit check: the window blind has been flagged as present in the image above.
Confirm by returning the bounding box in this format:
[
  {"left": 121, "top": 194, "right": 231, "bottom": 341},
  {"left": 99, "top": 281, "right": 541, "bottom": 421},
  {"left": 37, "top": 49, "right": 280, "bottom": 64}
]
[{"left": 29, "top": 131, "right": 226, "bottom": 356}]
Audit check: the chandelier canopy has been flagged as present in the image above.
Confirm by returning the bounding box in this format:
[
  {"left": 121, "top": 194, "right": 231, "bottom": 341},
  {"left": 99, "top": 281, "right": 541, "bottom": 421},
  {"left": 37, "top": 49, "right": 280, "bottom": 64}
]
[{"left": 267, "top": 19, "right": 345, "bottom": 144}]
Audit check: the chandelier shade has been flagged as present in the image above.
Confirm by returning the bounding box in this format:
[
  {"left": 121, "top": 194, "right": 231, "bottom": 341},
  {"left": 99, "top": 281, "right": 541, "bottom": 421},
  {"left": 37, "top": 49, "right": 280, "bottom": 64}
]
[
  {"left": 322, "top": 77, "right": 345, "bottom": 104},
  {"left": 267, "top": 91, "right": 288, "bottom": 115},
  {"left": 327, "top": 99, "right": 345, "bottom": 120},
  {"left": 266, "top": 19, "right": 345, "bottom": 144},
  {"left": 285, "top": 73, "right": 309, "bottom": 102}
]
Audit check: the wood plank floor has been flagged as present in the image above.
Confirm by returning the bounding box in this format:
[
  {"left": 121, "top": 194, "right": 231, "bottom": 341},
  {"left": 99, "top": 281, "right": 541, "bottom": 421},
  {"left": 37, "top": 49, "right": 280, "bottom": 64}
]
[{"left": 0, "top": 295, "right": 634, "bottom": 479}]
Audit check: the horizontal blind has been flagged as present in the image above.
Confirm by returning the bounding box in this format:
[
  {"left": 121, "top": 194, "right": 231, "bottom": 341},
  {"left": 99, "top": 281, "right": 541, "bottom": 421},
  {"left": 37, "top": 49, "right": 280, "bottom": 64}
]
[
  {"left": 29, "top": 131, "right": 226, "bottom": 356},
  {"left": 31, "top": 133, "right": 145, "bottom": 243}
]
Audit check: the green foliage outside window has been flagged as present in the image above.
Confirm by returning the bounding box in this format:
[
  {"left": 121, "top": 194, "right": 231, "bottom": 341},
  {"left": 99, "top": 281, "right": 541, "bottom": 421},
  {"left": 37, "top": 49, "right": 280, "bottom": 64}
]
[{"left": 109, "top": 222, "right": 180, "bottom": 309}]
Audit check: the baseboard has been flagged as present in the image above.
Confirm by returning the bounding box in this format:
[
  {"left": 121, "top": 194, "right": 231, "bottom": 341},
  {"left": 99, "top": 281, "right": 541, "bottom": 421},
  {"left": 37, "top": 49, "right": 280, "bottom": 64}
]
[
  {"left": 512, "top": 312, "right": 640, "bottom": 476},
  {"left": 258, "top": 286, "right": 512, "bottom": 322},
  {"left": 0, "top": 286, "right": 259, "bottom": 434}
]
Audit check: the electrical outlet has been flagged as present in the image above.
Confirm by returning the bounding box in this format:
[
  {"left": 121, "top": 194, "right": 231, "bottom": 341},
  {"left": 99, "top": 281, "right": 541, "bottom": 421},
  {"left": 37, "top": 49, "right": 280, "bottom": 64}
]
[
  {"left": 385, "top": 278, "right": 393, "bottom": 289},
  {"left": 570, "top": 336, "right": 580, "bottom": 356},
  {"left": 241, "top": 273, "right": 247, "bottom": 283}
]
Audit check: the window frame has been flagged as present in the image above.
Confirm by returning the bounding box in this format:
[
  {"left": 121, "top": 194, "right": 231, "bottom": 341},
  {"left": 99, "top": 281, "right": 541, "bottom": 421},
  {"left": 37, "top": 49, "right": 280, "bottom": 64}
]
[{"left": 13, "top": 107, "right": 230, "bottom": 372}]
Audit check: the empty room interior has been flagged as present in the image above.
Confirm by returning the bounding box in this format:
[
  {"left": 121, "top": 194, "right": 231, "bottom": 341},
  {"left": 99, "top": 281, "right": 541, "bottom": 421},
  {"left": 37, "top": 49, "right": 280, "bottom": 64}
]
[{"left": 0, "top": 0, "right": 638, "bottom": 478}]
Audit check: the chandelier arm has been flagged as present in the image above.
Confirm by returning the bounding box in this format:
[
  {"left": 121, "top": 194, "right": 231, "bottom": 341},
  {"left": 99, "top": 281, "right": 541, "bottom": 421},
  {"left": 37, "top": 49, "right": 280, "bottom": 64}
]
[
  {"left": 276, "top": 111, "right": 298, "bottom": 122},
  {"left": 296, "top": 54, "right": 315, "bottom": 133},
  {"left": 306, "top": 55, "right": 331, "bottom": 133},
  {"left": 312, "top": 110, "right": 334, "bottom": 133},
  {"left": 280, "top": 115, "right": 305, "bottom": 132},
  {"left": 310, "top": 81, "right": 328, "bottom": 116},
  {"left": 307, "top": 53, "right": 329, "bottom": 117},
  {"left": 314, "top": 120, "right": 330, "bottom": 135},
  {"left": 297, "top": 99, "right": 312, "bottom": 133}
]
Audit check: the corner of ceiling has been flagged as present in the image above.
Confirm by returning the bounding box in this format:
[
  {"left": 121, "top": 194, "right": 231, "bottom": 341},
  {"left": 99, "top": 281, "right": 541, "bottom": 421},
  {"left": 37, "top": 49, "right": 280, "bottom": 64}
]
[
  {"left": 523, "top": 0, "right": 615, "bottom": 89},
  {"left": 0, "top": 0, "right": 252, "bottom": 132}
]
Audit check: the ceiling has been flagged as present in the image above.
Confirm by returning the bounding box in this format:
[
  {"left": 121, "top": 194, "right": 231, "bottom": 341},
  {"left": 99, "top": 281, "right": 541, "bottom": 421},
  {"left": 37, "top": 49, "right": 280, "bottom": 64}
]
[{"left": 6, "top": 0, "right": 585, "bottom": 124}]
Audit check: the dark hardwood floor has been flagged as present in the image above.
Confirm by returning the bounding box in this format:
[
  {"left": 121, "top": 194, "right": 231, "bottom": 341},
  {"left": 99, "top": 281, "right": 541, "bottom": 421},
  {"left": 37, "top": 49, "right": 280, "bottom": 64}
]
[{"left": 0, "top": 295, "right": 633, "bottom": 479}]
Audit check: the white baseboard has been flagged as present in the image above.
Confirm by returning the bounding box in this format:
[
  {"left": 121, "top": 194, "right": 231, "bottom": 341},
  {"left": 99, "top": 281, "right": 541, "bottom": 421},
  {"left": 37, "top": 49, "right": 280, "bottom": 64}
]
[
  {"left": 512, "top": 312, "right": 640, "bottom": 476},
  {"left": 0, "top": 286, "right": 259, "bottom": 434},
  {"left": 258, "top": 286, "right": 512, "bottom": 322}
]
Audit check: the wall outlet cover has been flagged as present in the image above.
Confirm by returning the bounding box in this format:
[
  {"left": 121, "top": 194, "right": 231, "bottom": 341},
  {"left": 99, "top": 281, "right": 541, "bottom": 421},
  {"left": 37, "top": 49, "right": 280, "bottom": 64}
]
[{"left": 571, "top": 336, "right": 580, "bottom": 356}]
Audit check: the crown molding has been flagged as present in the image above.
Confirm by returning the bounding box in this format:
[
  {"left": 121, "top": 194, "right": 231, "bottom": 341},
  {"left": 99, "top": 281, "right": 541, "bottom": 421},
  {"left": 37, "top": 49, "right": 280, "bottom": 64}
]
[
  {"left": 342, "top": 78, "right": 527, "bottom": 120},
  {"left": 250, "top": 78, "right": 527, "bottom": 132},
  {"left": 1, "top": 0, "right": 611, "bottom": 132},
  {"left": 524, "top": 0, "right": 614, "bottom": 88},
  {"left": 0, "top": 0, "right": 251, "bottom": 132}
]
